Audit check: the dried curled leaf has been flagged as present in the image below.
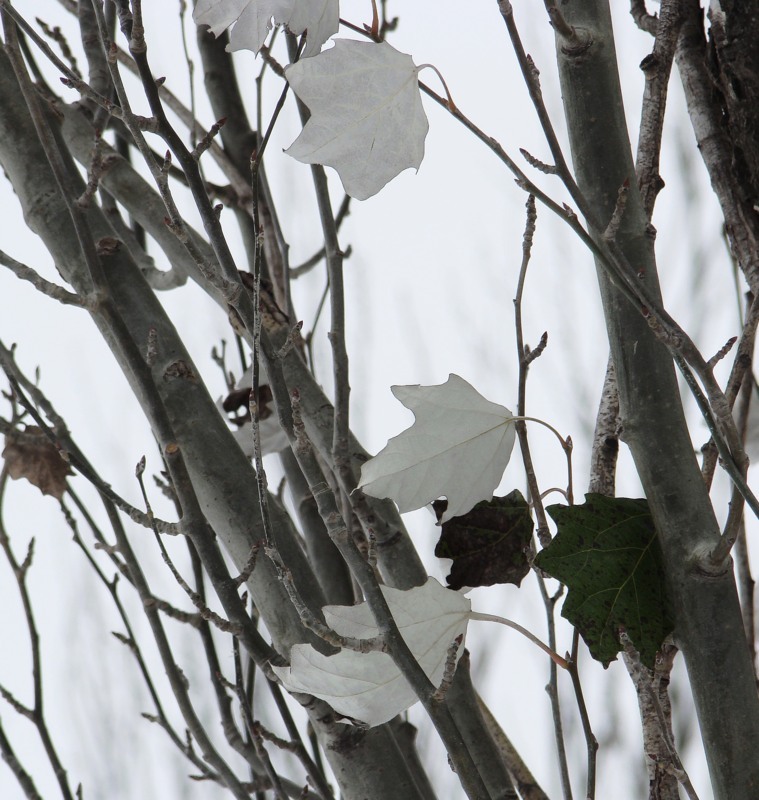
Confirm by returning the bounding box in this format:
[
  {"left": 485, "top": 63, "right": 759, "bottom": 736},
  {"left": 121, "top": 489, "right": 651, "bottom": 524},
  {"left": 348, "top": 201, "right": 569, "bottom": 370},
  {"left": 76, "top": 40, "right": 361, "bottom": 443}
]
[
  {"left": 434, "top": 491, "right": 533, "bottom": 590},
  {"left": 216, "top": 366, "right": 288, "bottom": 456},
  {"left": 2, "top": 426, "right": 71, "bottom": 500}
]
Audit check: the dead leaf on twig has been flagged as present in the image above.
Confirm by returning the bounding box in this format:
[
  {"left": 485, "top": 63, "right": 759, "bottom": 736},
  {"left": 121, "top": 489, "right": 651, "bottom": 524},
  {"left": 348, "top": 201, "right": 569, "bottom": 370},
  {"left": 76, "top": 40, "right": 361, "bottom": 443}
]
[
  {"left": 2, "top": 426, "right": 71, "bottom": 500},
  {"left": 433, "top": 491, "right": 533, "bottom": 590}
]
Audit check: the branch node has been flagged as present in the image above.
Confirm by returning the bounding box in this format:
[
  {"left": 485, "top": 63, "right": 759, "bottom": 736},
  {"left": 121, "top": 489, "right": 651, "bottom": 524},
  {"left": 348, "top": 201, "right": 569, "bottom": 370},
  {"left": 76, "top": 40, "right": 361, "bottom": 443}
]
[
  {"left": 191, "top": 117, "right": 227, "bottom": 161},
  {"left": 276, "top": 321, "right": 304, "bottom": 359},
  {"left": 524, "top": 331, "right": 549, "bottom": 365},
  {"left": 519, "top": 148, "right": 557, "bottom": 175},
  {"left": 707, "top": 336, "right": 738, "bottom": 369},
  {"left": 603, "top": 179, "right": 630, "bottom": 241},
  {"left": 432, "top": 635, "right": 463, "bottom": 702}
]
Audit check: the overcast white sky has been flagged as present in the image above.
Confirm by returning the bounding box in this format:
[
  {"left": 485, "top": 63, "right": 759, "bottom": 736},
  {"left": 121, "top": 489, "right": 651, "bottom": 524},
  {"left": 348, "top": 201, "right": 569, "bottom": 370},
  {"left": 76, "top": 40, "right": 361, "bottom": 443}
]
[{"left": 0, "top": 1, "right": 747, "bottom": 798}]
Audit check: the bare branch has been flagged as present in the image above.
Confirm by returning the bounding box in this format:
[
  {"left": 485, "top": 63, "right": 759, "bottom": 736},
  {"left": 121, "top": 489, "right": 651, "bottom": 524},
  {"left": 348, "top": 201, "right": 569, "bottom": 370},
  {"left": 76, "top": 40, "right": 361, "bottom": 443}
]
[
  {"left": 588, "top": 357, "right": 620, "bottom": 496},
  {"left": 0, "top": 249, "right": 91, "bottom": 307},
  {"left": 634, "top": 0, "right": 684, "bottom": 219},
  {"left": 622, "top": 635, "right": 699, "bottom": 799}
]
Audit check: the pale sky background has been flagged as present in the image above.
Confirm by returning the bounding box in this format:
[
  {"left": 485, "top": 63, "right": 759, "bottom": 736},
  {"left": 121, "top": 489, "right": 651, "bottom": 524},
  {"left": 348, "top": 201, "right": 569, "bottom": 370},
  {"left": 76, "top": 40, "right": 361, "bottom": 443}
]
[{"left": 0, "top": 1, "right": 746, "bottom": 798}]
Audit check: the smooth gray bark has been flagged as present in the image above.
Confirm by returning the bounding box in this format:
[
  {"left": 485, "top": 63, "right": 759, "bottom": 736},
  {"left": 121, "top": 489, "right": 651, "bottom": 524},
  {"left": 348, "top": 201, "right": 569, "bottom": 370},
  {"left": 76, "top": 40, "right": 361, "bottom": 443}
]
[
  {"left": 59, "top": 45, "right": 517, "bottom": 798},
  {"left": 58, "top": 98, "right": 431, "bottom": 593},
  {"left": 0, "top": 44, "right": 430, "bottom": 800},
  {"left": 553, "top": 2, "right": 759, "bottom": 797}
]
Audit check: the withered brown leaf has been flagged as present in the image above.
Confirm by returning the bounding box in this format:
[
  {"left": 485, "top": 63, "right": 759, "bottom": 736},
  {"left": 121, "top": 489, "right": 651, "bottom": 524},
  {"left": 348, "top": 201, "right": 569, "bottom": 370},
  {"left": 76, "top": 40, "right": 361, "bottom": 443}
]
[
  {"left": 434, "top": 491, "right": 533, "bottom": 590},
  {"left": 2, "top": 426, "right": 72, "bottom": 500}
]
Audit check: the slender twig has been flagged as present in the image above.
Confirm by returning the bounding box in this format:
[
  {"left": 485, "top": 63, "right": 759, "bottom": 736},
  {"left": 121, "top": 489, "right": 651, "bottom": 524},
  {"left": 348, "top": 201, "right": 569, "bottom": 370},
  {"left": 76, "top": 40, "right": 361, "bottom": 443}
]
[
  {"left": 250, "top": 77, "right": 292, "bottom": 175},
  {"left": 0, "top": 718, "right": 43, "bottom": 800},
  {"left": 233, "top": 643, "right": 289, "bottom": 800},
  {"left": 183, "top": 539, "right": 254, "bottom": 767},
  {"left": 113, "top": 44, "right": 259, "bottom": 218},
  {"left": 135, "top": 460, "right": 243, "bottom": 635},
  {"left": 513, "top": 196, "right": 552, "bottom": 545},
  {"left": 96, "top": 503, "right": 251, "bottom": 798},
  {"left": 284, "top": 35, "right": 353, "bottom": 530},
  {"left": 248, "top": 152, "right": 277, "bottom": 554},
  {"left": 514, "top": 416, "right": 574, "bottom": 506},
  {"left": 0, "top": 473, "right": 75, "bottom": 800},
  {"left": 543, "top": 0, "right": 587, "bottom": 48},
  {"left": 674, "top": 350, "right": 757, "bottom": 561},
  {"left": 0, "top": 2, "right": 111, "bottom": 113},
  {"left": 702, "top": 293, "right": 759, "bottom": 488},
  {"left": 60, "top": 496, "right": 220, "bottom": 777},
  {"left": 266, "top": 547, "right": 385, "bottom": 654},
  {"left": 0, "top": 344, "right": 178, "bottom": 534},
  {"left": 279, "top": 390, "right": 492, "bottom": 799},
  {"left": 566, "top": 631, "right": 598, "bottom": 800},
  {"left": 0, "top": 249, "right": 91, "bottom": 307},
  {"left": 634, "top": 0, "right": 684, "bottom": 219},
  {"left": 304, "top": 280, "right": 330, "bottom": 373},
  {"left": 432, "top": 636, "right": 464, "bottom": 702},
  {"left": 177, "top": 0, "right": 199, "bottom": 148},
  {"left": 265, "top": 680, "right": 336, "bottom": 800},
  {"left": 36, "top": 13, "right": 80, "bottom": 77},
  {"left": 520, "top": 147, "right": 557, "bottom": 175},
  {"left": 191, "top": 117, "right": 226, "bottom": 161},
  {"left": 289, "top": 196, "right": 352, "bottom": 277},
  {"left": 708, "top": 336, "right": 738, "bottom": 370},
  {"left": 718, "top": 483, "right": 746, "bottom": 559},
  {"left": 537, "top": 577, "right": 573, "bottom": 800}
]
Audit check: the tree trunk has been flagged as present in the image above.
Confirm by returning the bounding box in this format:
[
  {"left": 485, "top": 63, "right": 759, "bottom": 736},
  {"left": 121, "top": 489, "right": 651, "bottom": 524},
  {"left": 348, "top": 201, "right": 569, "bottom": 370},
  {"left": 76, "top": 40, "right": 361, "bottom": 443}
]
[
  {"left": 0, "top": 42, "right": 431, "bottom": 800},
  {"left": 553, "top": 2, "right": 759, "bottom": 797}
]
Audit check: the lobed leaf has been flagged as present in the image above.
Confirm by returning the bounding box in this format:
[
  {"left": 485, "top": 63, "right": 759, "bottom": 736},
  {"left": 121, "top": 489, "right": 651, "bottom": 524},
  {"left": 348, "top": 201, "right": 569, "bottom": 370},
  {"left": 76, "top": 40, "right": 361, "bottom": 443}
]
[
  {"left": 193, "top": 0, "right": 338, "bottom": 58},
  {"left": 358, "top": 374, "right": 516, "bottom": 522},
  {"left": 434, "top": 491, "right": 533, "bottom": 590},
  {"left": 285, "top": 39, "right": 429, "bottom": 199},
  {"left": 272, "top": 578, "right": 470, "bottom": 726},
  {"left": 2, "top": 426, "right": 71, "bottom": 500},
  {"left": 535, "top": 494, "right": 672, "bottom": 668}
]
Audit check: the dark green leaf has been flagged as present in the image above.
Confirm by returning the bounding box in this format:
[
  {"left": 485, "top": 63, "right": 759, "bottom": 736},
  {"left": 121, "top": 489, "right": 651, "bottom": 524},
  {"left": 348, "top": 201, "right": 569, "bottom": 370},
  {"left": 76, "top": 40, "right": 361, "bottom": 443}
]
[
  {"left": 534, "top": 494, "right": 672, "bottom": 668},
  {"left": 434, "top": 491, "right": 533, "bottom": 590}
]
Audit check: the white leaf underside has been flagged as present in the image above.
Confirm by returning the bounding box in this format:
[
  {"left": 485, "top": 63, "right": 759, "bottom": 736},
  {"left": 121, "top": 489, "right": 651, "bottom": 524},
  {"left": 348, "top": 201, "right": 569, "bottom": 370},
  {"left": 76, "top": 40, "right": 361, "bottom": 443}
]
[
  {"left": 285, "top": 39, "right": 429, "bottom": 200},
  {"left": 193, "top": 0, "right": 338, "bottom": 59},
  {"left": 358, "top": 374, "right": 516, "bottom": 521},
  {"left": 272, "top": 578, "right": 470, "bottom": 726}
]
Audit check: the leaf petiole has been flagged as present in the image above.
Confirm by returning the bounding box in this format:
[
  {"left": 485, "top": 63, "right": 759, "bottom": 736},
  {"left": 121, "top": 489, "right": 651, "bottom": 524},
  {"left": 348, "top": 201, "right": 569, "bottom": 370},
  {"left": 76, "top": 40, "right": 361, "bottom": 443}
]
[
  {"left": 511, "top": 415, "right": 569, "bottom": 449},
  {"left": 512, "top": 414, "right": 574, "bottom": 505},
  {"left": 417, "top": 63, "right": 457, "bottom": 112},
  {"left": 469, "top": 610, "right": 570, "bottom": 669}
]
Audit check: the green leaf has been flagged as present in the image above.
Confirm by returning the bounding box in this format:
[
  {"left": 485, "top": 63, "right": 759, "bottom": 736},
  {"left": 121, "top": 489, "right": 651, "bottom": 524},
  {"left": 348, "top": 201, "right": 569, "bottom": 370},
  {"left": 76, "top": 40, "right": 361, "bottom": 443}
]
[
  {"left": 433, "top": 491, "right": 533, "bottom": 590},
  {"left": 534, "top": 494, "right": 672, "bottom": 668}
]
